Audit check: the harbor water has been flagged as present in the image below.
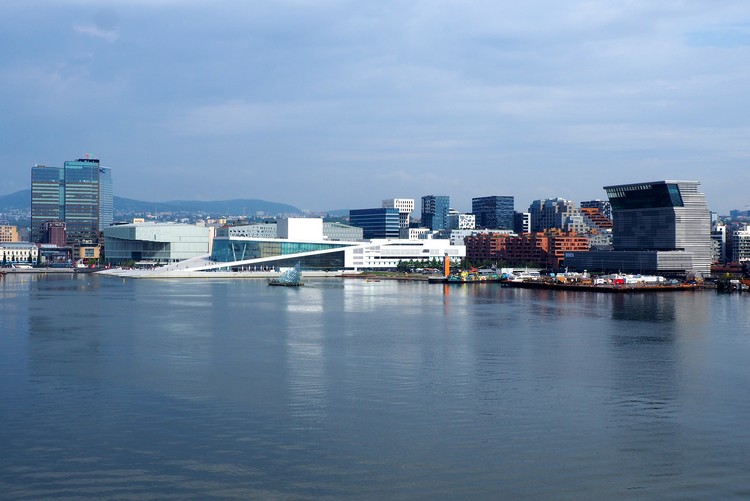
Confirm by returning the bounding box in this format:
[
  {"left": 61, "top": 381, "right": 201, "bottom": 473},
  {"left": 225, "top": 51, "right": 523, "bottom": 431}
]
[{"left": 2, "top": 273, "right": 750, "bottom": 499}]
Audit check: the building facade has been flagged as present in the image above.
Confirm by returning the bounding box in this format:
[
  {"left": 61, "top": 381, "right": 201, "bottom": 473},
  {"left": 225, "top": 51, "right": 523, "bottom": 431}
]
[
  {"left": 465, "top": 231, "right": 588, "bottom": 268},
  {"left": 514, "top": 212, "right": 531, "bottom": 234},
  {"left": 580, "top": 200, "right": 612, "bottom": 220},
  {"left": 528, "top": 198, "right": 579, "bottom": 233},
  {"left": 565, "top": 180, "right": 712, "bottom": 276},
  {"left": 1, "top": 242, "right": 39, "bottom": 265},
  {"left": 103, "top": 223, "right": 211, "bottom": 264},
  {"left": 349, "top": 208, "right": 400, "bottom": 239},
  {"left": 31, "top": 165, "right": 64, "bottom": 243},
  {"left": 448, "top": 211, "right": 476, "bottom": 230},
  {"left": 472, "top": 196, "right": 514, "bottom": 229},
  {"left": 421, "top": 195, "right": 450, "bottom": 231},
  {"left": 31, "top": 158, "right": 113, "bottom": 246},
  {"left": 0, "top": 225, "right": 19, "bottom": 242},
  {"left": 731, "top": 226, "right": 750, "bottom": 262},
  {"left": 382, "top": 198, "right": 415, "bottom": 228}
]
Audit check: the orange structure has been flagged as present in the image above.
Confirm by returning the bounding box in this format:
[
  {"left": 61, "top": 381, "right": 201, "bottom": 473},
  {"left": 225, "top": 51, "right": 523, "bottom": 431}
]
[
  {"left": 580, "top": 207, "right": 613, "bottom": 231},
  {"left": 466, "top": 230, "right": 589, "bottom": 269},
  {"left": 464, "top": 233, "right": 510, "bottom": 262}
]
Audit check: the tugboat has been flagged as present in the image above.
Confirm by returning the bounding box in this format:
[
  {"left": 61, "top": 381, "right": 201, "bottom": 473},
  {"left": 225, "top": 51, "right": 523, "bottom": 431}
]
[{"left": 268, "top": 262, "right": 304, "bottom": 287}]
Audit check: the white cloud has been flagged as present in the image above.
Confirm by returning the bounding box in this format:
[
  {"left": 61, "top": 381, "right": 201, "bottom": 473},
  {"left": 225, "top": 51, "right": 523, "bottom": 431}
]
[{"left": 74, "top": 24, "right": 118, "bottom": 42}]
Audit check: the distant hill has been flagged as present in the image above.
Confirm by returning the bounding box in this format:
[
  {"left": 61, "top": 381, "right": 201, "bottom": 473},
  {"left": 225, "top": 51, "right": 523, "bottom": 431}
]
[
  {"left": 113, "top": 196, "right": 302, "bottom": 216},
  {"left": 0, "top": 190, "right": 302, "bottom": 216},
  {"left": 0, "top": 189, "right": 30, "bottom": 209}
]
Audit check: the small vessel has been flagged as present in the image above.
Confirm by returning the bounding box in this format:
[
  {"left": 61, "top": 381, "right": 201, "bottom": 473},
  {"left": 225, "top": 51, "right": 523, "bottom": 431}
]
[{"left": 268, "top": 262, "right": 304, "bottom": 286}]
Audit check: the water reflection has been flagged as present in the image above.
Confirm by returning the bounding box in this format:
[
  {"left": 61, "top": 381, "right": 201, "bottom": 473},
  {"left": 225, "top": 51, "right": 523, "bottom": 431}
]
[{"left": 284, "top": 286, "right": 328, "bottom": 425}]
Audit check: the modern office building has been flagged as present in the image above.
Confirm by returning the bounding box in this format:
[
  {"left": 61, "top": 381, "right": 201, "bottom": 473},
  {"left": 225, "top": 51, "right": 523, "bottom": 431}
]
[
  {"left": 99, "top": 167, "right": 113, "bottom": 230},
  {"left": 31, "top": 165, "right": 64, "bottom": 243},
  {"left": 514, "top": 212, "right": 531, "bottom": 234},
  {"left": 349, "top": 208, "right": 400, "bottom": 239},
  {"left": 564, "top": 180, "right": 712, "bottom": 275},
  {"left": 382, "top": 198, "right": 415, "bottom": 228},
  {"left": 472, "top": 196, "right": 514, "bottom": 229},
  {"left": 421, "top": 195, "right": 450, "bottom": 231},
  {"left": 31, "top": 157, "right": 113, "bottom": 246},
  {"left": 447, "top": 210, "right": 476, "bottom": 230}
]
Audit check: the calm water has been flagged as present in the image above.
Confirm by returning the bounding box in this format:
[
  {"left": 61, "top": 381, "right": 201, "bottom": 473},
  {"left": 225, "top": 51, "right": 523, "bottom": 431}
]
[{"left": 2, "top": 273, "right": 750, "bottom": 499}]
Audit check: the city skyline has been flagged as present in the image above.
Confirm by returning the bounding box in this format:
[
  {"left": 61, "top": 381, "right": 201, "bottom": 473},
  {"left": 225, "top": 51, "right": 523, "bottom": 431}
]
[{"left": 2, "top": 2, "right": 749, "bottom": 214}]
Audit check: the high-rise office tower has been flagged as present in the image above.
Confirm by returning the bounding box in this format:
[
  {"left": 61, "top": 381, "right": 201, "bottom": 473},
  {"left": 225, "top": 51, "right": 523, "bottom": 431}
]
[
  {"left": 31, "top": 165, "right": 64, "bottom": 243},
  {"left": 31, "top": 157, "right": 113, "bottom": 246},
  {"left": 99, "top": 167, "right": 113, "bottom": 230},
  {"left": 472, "top": 196, "right": 514, "bottom": 229},
  {"left": 421, "top": 195, "right": 450, "bottom": 231}
]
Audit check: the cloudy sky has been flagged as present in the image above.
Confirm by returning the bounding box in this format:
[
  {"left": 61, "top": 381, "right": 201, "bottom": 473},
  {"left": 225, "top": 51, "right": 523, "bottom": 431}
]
[{"left": 1, "top": 1, "right": 749, "bottom": 213}]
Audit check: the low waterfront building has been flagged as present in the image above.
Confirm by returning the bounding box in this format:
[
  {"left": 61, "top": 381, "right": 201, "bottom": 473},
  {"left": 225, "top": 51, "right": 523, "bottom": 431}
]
[
  {"left": 465, "top": 233, "right": 510, "bottom": 262},
  {"left": 209, "top": 235, "right": 465, "bottom": 272},
  {"left": 465, "top": 231, "right": 588, "bottom": 268},
  {"left": 1, "top": 242, "right": 39, "bottom": 265},
  {"left": 103, "top": 222, "right": 211, "bottom": 264}
]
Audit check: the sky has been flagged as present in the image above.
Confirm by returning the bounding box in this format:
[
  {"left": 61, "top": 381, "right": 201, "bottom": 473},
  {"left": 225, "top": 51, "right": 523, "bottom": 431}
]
[{"left": 1, "top": 1, "right": 749, "bottom": 214}]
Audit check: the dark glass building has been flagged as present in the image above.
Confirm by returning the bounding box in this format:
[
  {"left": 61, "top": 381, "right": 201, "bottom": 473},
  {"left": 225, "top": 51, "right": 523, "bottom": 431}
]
[
  {"left": 421, "top": 195, "right": 450, "bottom": 231},
  {"left": 472, "top": 196, "right": 514, "bottom": 229},
  {"left": 31, "top": 165, "right": 64, "bottom": 243},
  {"left": 565, "top": 180, "right": 711, "bottom": 275},
  {"left": 349, "top": 208, "right": 400, "bottom": 239},
  {"left": 30, "top": 158, "right": 113, "bottom": 246}
]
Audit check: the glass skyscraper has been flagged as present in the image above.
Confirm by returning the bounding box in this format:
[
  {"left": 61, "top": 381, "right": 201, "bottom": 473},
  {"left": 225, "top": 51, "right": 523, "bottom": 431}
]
[
  {"left": 30, "top": 158, "right": 113, "bottom": 246},
  {"left": 349, "top": 208, "right": 400, "bottom": 239},
  {"left": 471, "top": 196, "right": 514, "bottom": 229},
  {"left": 31, "top": 165, "right": 64, "bottom": 243},
  {"left": 421, "top": 195, "right": 450, "bottom": 231}
]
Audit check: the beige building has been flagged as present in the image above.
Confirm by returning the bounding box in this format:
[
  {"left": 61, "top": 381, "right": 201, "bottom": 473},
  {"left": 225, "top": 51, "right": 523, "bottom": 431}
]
[{"left": 0, "top": 225, "right": 19, "bottom": 242}]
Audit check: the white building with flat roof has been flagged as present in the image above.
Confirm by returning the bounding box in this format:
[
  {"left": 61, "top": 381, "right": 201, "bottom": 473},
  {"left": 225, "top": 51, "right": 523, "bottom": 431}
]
[{"left": 103, "top": 222, "right": 211, "bottom": 264}]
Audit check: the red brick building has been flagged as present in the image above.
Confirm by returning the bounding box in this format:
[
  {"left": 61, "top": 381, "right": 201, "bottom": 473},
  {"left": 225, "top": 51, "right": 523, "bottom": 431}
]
[{"left": 465, "top": 230, "right": 589, "bottom": 269}]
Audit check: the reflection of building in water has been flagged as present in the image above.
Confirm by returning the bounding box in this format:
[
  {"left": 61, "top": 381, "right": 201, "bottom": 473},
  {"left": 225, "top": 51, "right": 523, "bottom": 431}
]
[
  {"left": 611, "top": 294, "right": 677, "bottom": 324},
  {"left": 285, "top": 287, "right": 327, "bottom": 423}
]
